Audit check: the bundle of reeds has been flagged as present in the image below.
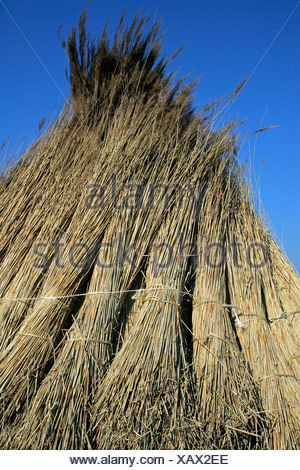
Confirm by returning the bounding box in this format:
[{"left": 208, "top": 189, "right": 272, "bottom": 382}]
[
  {"left": 0, "top": 8, "right": 299, "bottom": 450},
  {"left": 91, "top": 198, "right": 197, "bottom": 449},
  {"left": 0, "top": 114, "right": 107, "bottom": 350},
  {"left": 9, "top": 114, "right": 203, "bottom": 450},
  {"left": 225, "top": 206, "right": 300, "bottom": 449},
  {"left": 0, "top": 93, "right": 189, "bottom": 419},
  {"left": 191, "top": 171, "right": 269, "bottom": 449}
]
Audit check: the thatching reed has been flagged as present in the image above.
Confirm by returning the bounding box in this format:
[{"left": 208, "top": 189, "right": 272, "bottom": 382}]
[{"left": 0, "top": 8, "right": 299, "bottom": 450}]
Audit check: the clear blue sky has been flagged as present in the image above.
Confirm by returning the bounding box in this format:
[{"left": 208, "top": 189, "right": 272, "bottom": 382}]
[{"left": 0, "top": 0, "right": 299, "bottom": 271}]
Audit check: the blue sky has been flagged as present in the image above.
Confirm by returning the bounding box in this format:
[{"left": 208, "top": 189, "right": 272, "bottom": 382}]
[{"left": 0, "top": 0, "right": 299, "bottom": 270}]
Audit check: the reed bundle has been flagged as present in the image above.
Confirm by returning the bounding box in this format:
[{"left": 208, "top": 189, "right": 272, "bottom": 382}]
[
  {"left": 10, "top": 115, "right": 203, "bottom": 450},
  {"left": 0, "top": 8, "right": 299, "bottom": 450},
  {"left": 92, "top": 196, "right": 198, "bottom": 449},
  {"left": 192, "top": 176, "right": 269, "bottom": 449},
  {"left": 225, "top": 210, "right": 300, "bottom": 449}
]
